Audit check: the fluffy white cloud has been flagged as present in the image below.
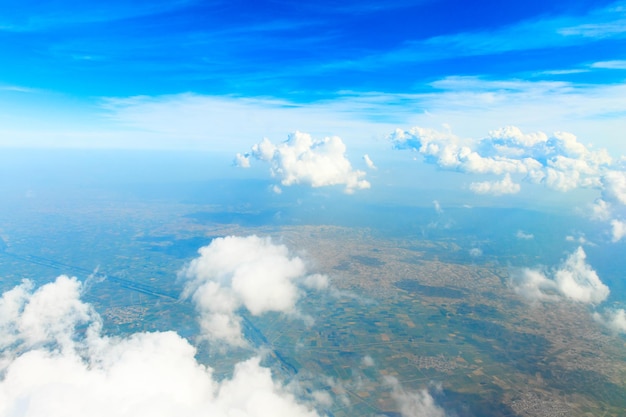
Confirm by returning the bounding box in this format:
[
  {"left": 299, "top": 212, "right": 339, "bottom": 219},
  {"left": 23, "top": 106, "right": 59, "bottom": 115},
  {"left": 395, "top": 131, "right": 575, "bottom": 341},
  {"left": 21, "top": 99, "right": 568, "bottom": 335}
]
[
  {"left": 601, "top": 170, "right": 626, "bottom": 205},
  {"left": 590, "top": 198, "right": 611, "bottom": 221},
  {"left": 180, "top": 235, "right": 328, "bottom": 346},
  {"left": 0, "top": 277, "right": 324, "bottom": 417},
  {"left": 384, "top": 377, "right": 447, "bottom": 417},
  {"left": 391, "top": 125, "right": 612, "bottom": 194},
  {"left": 238, "top": 132, "right": 370, "bottom": 194},
  {"left": 392, "top": 125, "right": 626, "bottom": 241},
  {"left": 234, "top": 152, "right": 251, "bottom": 168},
  {"left": 593, "top": 309, "right": 626, "bottom": 334},
  {"left": 511, "top": 268, "right": 560, "bottom": 302},
  {"left": 469, "top": 173, "right": 521, "bottom": 195},
  {"left": 511, "top": 247, "right": 609, "bottom": 305},
  {"left": 554, "top": 247, "right": 609, "bottom": 304},
  {"left": 0, "top": 275, "right": 97, "bottom": 353},
  {"left": 610, "top": 219, "right": 626, "bottom": 242}
]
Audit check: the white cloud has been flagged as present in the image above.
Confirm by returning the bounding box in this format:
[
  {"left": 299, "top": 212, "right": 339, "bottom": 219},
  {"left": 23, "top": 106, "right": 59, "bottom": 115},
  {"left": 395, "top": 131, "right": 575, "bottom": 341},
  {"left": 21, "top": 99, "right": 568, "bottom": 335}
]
[
  {"left": 361, "top": 355, "right": 375, "bottom": 367},
  {"left": 234, "top": 152, "right": 251, "bottom": 168},
  {"left": 391, "top": 125, "right": 612, "bottom": 194},
  {"left": 384, "top": 377, "right": 447, "bottom": 417},
  {"left": 391, "top": 124, "right": 626, "bottom": 240},
  {"left": 591, "top": 60, "right": 626, "bottom": 69},
  {"left": 432, "top": 200, "right": 442, "bottom": 214},
  {"left": 516, "top": 230, "right": 534, "bottom": 239},
  {"left": 0, "top": 277, "right": 323, "bottom": 417},
  {"left": 565, "top": 234, "right": 590, "bottom": 245},
  {"left": 554, "top": 247, "right": 609, "bottom": 304},
  {"left": 593, "top": 308, "right": 626, "bottom": 334},
  {"left": 240, "top": 132, "right": 370, "bottom": 194},
  {"left": 590, "top": 198, "right": 611, "bottom": 221},
  {"left": 511, "top": 268, "right": 560, "bottom": 302},
  {"left": 511, "top": 247, "right": 609, "bottom": 305},
  {"left": 601, "top": 170, "right": 626, "bottom": 205},
  {"left": 610, "top": 219, "right": 626, "bottom": 242},
  {"left": 469, "top": 173, "right": 521, "bottom": 195},
  {"left": 5, "top": 74, "right": 626, "bottom": 158},
  {"left": 363, "top": 154, "right": 377, "bottom": 170},
  {"left": 0, "top": 275, "right": 97, "bottom": 353},
  {"left": 180, "top": 235, "right": 328, "bottom": 346},
  {"left": 469, "top": 248, "right": 482, "bottom": 257}
]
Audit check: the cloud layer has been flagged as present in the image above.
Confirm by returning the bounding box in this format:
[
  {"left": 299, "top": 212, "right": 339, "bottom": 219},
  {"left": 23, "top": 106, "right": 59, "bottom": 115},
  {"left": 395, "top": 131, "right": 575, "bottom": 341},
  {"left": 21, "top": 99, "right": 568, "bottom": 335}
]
[
  {"left": 180, "top": 235, "right": 328, "bottom": 346},
  {"left": 0, "top": 276, "right": 324, "bottom": 417},
  {"left": 236, "top": 132, "right": 370, "bottom": 193}
]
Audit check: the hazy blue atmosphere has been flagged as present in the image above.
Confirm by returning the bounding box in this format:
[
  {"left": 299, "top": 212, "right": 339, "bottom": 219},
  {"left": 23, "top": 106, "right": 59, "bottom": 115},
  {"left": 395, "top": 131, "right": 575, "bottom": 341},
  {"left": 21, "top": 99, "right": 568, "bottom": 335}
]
[{"left": 1, "top": 1, "right": 626, "bottom": 416}]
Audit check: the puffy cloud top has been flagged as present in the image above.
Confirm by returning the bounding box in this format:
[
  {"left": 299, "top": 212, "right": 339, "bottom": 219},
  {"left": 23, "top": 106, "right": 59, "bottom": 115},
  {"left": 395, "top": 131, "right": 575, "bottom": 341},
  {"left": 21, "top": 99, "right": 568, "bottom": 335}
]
[
  {"left": 390, "top": 125, "right": 612, "bottom": 194},
  {"left": 0, "top": 275, "right": 97, "bottom": 353},
  {"left": 0, "top": 277, "right": 324, "bottom": 417},
  {"left": 238, "top": 132, "right": 370, "bottom": 194},
  {"left": 180, "top": 235, "right": 328, "bottom": 346},
  {"left": 511, "top": 247, "right": 609, "bottom": 305},
  {"left": 594, "top": 308, "right": 626, "bottom": 334},
  {"left": 392, "top": 125, "right": 626, "bottom": 240}
]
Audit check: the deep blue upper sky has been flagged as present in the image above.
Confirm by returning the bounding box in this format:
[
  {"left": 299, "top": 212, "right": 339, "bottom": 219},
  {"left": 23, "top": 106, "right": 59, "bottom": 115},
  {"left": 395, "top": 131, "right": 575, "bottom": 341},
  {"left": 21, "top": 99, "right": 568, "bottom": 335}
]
[
  {"left": 1, "top": 0, "right": 626, "bottom": 168},
  {"left": 1, "top": 0, "right": 624, "bottom": 99}
]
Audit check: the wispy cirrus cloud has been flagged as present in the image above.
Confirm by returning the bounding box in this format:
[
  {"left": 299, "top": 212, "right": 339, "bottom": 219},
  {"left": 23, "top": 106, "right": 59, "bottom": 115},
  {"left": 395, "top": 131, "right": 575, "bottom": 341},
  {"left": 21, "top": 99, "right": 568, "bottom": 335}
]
[
  {"left": 320, "top": 1, "right": 626, "bottom": 71},
  {"left": 591, "top": 60, "right": 626, "bottom": 69}
]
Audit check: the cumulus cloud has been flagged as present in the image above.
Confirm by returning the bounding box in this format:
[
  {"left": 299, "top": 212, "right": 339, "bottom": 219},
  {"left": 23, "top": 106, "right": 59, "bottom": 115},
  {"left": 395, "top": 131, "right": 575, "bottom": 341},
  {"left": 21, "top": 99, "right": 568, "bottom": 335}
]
[
  {"left": 384, "top": 377, "right": 447, "bottom": 417},
  {"left": 593, "top": 308, "right": 626, "bottom": 334},
  {"left": 511, "top": 268, "right": 560, "bottom": 302},
  {"left": 179, "top": 235, "right": 328, "bottom": 346},
  {"left": 234, "top": 152, "right": 251, "bottom": 168},
  {"left": 469, "top": 173, "right": 520, "bottom": 195},
  {"left": 391, "top": 125, "right": 612, "bottom": 194},
  {"left": 610, "top": 219, "right": 626, "bottom": 242},
  {"left": 237, "top": 132, "right": 370, "bottom": 194},
  {"left": 0, "top": 277, "right": 323, "bottom": 417},
  {"left": 601, "top": 170, "right": 626, "bottom": 204},
  {"left": 391, "top": 125, "right": 626, "bottom": 240},
  {"left": 511, "top": 247, "right": 609, "bottom": 305},
  {"left": 590, "top": 198, "right": 611, "bottom": 221},
  {"left": 516, "top": 230, "right": 534, "bottom": 239},
  {"left": 363, "top": 154, "right": 377, "bottom": 170},
  {"left": 0, "top": 275, "right": 97, "bottom": 354}
]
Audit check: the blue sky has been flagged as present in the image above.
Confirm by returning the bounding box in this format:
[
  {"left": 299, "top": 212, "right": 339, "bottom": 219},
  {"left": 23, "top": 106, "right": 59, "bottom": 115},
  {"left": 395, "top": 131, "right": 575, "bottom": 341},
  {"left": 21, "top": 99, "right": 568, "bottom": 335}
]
[
  {"left": 2, "top": 0, "right": 626, "bottom": 215},
  {"left": 1, "top": 0, "right": 625, "bottom": 146},
  {"left": 1, "top": 0, "right": 623, "bottom": 98},
  {"left": 0, "top": 0, "right": 624, "bottom": 96}
]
